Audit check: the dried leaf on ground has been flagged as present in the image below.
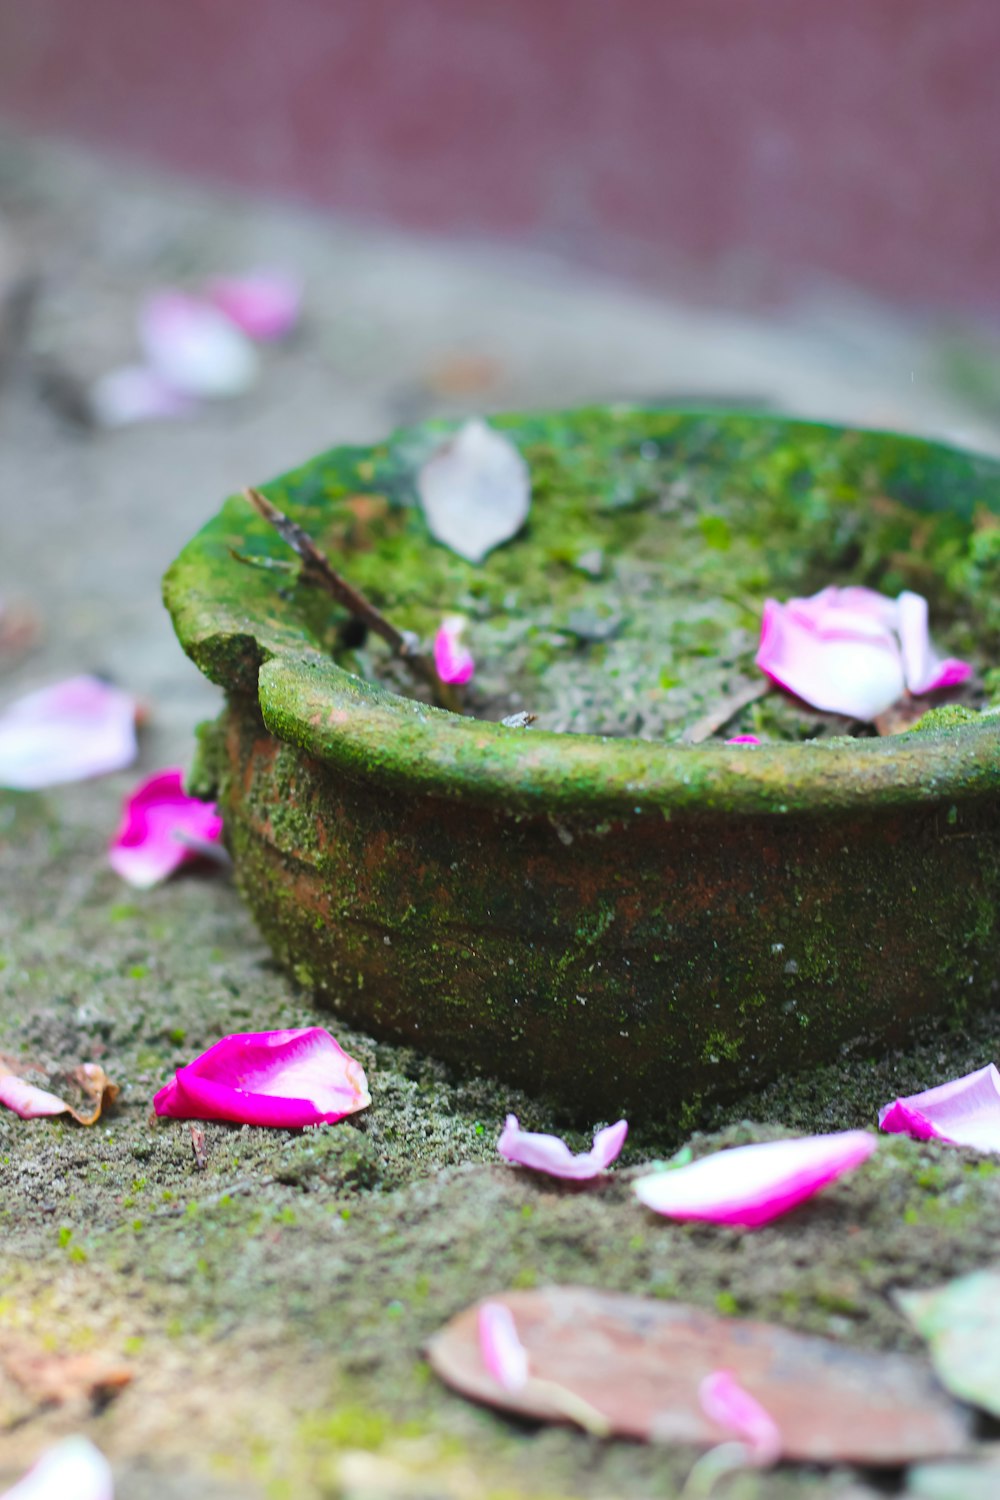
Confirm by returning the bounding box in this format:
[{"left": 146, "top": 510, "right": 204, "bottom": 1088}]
[
  {"left": 3, "top": 1345, "right": 132, "bottom": 1407},
  {"left": 0, "top": 1053, "right": 118, "bottom": 1126},
  {"left": 0, "top": 598, "right": 41, "bottom": 665},
  {"left": 897, "top": 1270, "right": 1000, "bottom": 1418},
  {"left": 426, "top": 1287, "right": 969, "bottom": 1465},
  {"left": 417, "top": 419, "right": 530, "bottom": 563}
]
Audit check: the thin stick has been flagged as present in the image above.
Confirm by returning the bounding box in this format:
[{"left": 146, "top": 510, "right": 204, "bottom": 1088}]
[
  {"left": 681, "top": 677, "right": 771, "bottom": 746},
  {"left": 244, "top": 487, "right": 445, "bottom": 698}
]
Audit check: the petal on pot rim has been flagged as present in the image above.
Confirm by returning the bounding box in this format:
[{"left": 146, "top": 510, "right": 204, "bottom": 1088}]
[
  {"left": 478, "top": 1301, "right": 529, "bottom": 1390},
  {"left": 139, "top": 290, "right": 259, "bottom": 398},
  {"left": 497, "top": 1115, "right": 627, "bottom": 1180},
  {"left": 0, "top": 1436, "right": 113, "bottom": 1500},
  {"left": 633, "top": 1131, "right": 877, "bottom": 1228},
  {"left": 879, "top": 1064, "right": 1000, "bottom": 1153},
  {"left": 153, "top": 1027, "right": 371, "bottom": 1127},
  {"left": 206, "top": 271, "right": 302, "bottom": 341},
  {"left": 433, "top": 615, "right": 475, "bottom": 685},
  {"left": 0, "top": 675, "right": 137, "bottom": 789},
  {"left": 699, "top": 1369, "right": 781, "bottom": 1465},
  {"left": 108, "top": 769, "right": 223, "bottom": 889}
]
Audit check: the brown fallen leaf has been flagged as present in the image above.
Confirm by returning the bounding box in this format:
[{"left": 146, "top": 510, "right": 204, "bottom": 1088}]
[
  {"left": 0, "top": 597, "right": 42, "bottom": 665},
  {"left": 0, "top": 1052, "right": 119, "bottom": 1126},
  {"left": 3, "top": 1345, "right": 132, "bottom": 1407},
  {"left": 426, "top": 1287, "right": 970, "bottom": 1466},
  {"left": 423, "top": 352, "right": 503, "bottom": 399}
]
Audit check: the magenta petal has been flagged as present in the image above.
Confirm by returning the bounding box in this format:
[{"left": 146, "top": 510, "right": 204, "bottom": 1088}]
[
  {"left": 896, "top": 590, "right": 972, "bottom": 695},
  {"left": 724, "top": 735, "right": 762, "bottom": 746},
  {"left": 478, "top": 1301, "right": 529, "bottom": 1391},
  {"left": 433, "top": 615, "right": 475, "bottom": 685},
  {"left": 90, "top": 364, "right": 193, "bottom": 428},
  {"left": 1, "top": 1437, "right": 113, "bottom": 1500},
  {"left": 153, "top": 1027, "right": 371, "bottom": 1127},
  {"left": 699, "top": 1369, "right": 781, "bottom": 1465},
  {"left": 879, "top": 1063, "right": 1000, "bottom": 1153},
  {"left": 497, "top": 1114, "right": 628, "bottom": 1180},
  {"left": 206, "top": 271, "right": 302, "bottom": 341},
  {"left": 139, "top": 291, "right": 258, "bottom": 397},
  {"left": 633, "top": 1131, "right": 877, "bottom": 1228},
  {"left": 108, "top": 769, "right": 223, "bottom": 889},
  {"left": 0, "top": 675, "right": 137, "bottom": 790},
  {"left": 756, "top": 593, "right": 904, "bottom": 719}
]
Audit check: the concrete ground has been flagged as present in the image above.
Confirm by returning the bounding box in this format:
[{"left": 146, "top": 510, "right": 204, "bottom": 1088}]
[{"left": 2, "top": 131, "right": 1000, "bottom": 1499}]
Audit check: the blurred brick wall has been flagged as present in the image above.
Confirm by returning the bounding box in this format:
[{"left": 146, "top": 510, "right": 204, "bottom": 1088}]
[{"left": 1, "top": 0, "right": 997, "bottom": 311}]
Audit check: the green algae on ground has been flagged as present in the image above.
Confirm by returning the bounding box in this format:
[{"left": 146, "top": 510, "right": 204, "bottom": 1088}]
[{"left": 4, "top": 805, "right": 1000, "bottom": 1496}]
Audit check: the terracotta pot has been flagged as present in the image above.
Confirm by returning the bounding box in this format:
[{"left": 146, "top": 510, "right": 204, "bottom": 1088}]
[{"left": 165, "top": 408, "right": 1000, "bottom": 1122}]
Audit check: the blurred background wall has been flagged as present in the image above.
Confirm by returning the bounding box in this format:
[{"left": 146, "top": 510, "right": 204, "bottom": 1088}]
[{"left": 1, "top": 0, "right": 997, "bottom": 315}]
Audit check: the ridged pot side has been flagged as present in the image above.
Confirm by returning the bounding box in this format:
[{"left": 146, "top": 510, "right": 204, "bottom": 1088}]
[{"left": 211, "top": 695, "right": 1000, "bottom": 1124}]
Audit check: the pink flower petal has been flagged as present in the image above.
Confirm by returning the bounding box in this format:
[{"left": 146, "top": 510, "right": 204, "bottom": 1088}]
[
  {"left": 879, "top": 1063, "right": 1000, "bottom": 1153},
  {"left": 478, "top": 1301, "right": 529, "bottom": 1391},
  {"left": 417, "top": 419, "right": 531, "bottom": 563},
  {"left": 699, "top": 1369, "right": 781, "bottom": 1465},
  {"left": 433, "top": 615, "right": 475, "bottom": 685},
  {"left": 0, "top": 1076, "right": 69, "bottom": 1119},
  {"left": 633, "top": 1131, "right": 877, "bottom": 1228},
  {"left": 1, "top": 1436, "right": 113, "bottom": 1500},
  {"left": 108, "top": 769, "right": 224, "bottom": 889},
  {"left": 0, "top": 676, "right": 137, "bottom": 790},
  {"left": 756, "top": 593, "right": 904, "bottom": 719},
  {"left": 497, "top": 1114, "right": 628, "bottom": 1181},
  {"left": 139, "top": 291, "right": 258, "bottom": 398},
  {"left": 896, "top": 590, "right": 972, "bottom": 695},
  {"left": 724, "top": 735, "right": 761, "bottom": 746},
  {"left": 153, "top": 1027, "right": 371, "bottom": 1128},
  {"left": 206, "top": 271, "right": 302, "bottom": 342},
  {"left": 89, "top": 364, "right": 193, "bottom": 428},
  {"left": 755, "top": 585, "right": 971, "bottom": 721}
]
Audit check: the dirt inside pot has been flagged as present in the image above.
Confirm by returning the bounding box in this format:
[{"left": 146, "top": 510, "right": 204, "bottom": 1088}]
[{"left": 258, "top": 410, "right": 1000, "bottom": 742}]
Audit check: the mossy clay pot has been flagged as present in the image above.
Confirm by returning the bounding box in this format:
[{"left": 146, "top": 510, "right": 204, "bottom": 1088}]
[{"left": 165, "top": 408, "right": 1000, "bottom": 1124}]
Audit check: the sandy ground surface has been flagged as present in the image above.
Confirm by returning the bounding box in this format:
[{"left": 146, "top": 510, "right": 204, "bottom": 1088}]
[{"left": 2, "top": 131, "right": 1000, "bottom": 1498}]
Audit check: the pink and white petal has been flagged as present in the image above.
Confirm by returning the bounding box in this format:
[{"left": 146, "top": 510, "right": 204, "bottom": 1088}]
[
  {"left": 0, "top": 676, "right": 137, "bottom": 790},
  {"left": 433, "top": 616, "right": 475, "bottom": 685},
  {"left": 0, "top": 1075, "right": 69, "bottom": 1120},
  {"left": 0, "top": 1437, "right": 113, "bottom": 1500},
  {"left": 139, "top": 291, "right": 258, "bottom": 398},
  {"left": 633, "top": 1131, "right": 877, "bottom": 1228},
  {"left": 725, "top": 735, "right": 762, "bottom": 746},
  {"left": 478, "top": 1301, "right": 529, "bottom": 1391},
  {"left": 497, "top": 1114, "right": 627, "bottom": 1180},
  {"left": 153, "top": 1027, "right": 371, "bottom": 1128},
  {"left": 699, "top": 1369, "right": 781, "bottom": 1465},
  {"left": 89, "top": 364, "right": 193, "bottom": 428},
  {"left": 826, "top": 585, "right": 901, "bottom": 633},
  {"left": 879, "top": 1063, "right": 1000, "bottom": 1154},
  {"left": 108, "top": 769, "right": 223, "bottom": 889},
  {"left": 896, "top": 591, "right": 972, "bottom": 695},
  {"left": 756, "top": 598, "right": 904, "bottom": 719},
  {"left": 206, "top": 272, "right": 302, "bottom": 341}
]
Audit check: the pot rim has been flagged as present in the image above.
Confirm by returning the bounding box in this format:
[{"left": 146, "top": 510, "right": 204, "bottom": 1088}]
[{"left": 166, "top": 407, "right": 1000, "bottom": 818}]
